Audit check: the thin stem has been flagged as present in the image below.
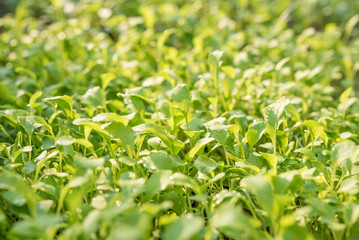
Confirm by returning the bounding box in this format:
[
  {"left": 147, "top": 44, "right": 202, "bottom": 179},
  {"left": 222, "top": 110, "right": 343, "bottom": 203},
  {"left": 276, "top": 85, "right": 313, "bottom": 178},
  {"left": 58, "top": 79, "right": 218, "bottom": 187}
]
[
  {"left": 28, "top": 137, "right": 32, "bottom": 161},
  {"left": 273, "top": 135, "right": 277, "bottom": 155},
  {"left": 223, "top": 145, "right": 230, "bottom": 166}
]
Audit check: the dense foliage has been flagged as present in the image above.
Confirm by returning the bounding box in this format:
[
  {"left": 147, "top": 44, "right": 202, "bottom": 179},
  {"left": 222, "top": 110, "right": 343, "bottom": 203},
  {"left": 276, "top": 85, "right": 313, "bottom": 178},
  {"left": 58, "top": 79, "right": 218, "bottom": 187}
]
[{"left": 1, "top": 0, "right": 359, "bottom": 239}]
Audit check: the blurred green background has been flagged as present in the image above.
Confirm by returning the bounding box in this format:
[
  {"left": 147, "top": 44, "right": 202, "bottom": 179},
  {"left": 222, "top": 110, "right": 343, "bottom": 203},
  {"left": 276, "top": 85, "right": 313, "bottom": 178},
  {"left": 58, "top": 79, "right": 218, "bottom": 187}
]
[
  {"left": 0, "top": 0, "right": 21, "bottom": 16},
  {"left": 1, "top": 0, "right": 359, "bottom": 108}
]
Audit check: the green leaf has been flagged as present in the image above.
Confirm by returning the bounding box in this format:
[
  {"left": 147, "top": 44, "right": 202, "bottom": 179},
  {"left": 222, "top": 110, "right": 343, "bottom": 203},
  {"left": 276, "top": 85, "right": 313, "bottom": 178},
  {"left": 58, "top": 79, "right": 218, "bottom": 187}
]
[
  {"left": 143, "top": 152, "right": 181, "bottom": 171},
  {"left": 275, "top": 57, "right": 290, "bottom": 70},
  {"left": 311, "top": 160, "right": 331, "bottom": 184},
  {"left": 183, "top": 130, "right": 203, "bottom": 141},
  {"left": 157, "top": 28, "right": 176, "bottom": 50},
  {"left": 200, "top": 172, "right": 225, "bottom": 191},
  {"left": 75, "top": 139, "right": 94, "bottom": 150},
  {"left": 280, "top": 218, "right": 311, "bottom": 240},
  {"left": 337, "top": 177, "right": 359, "bottom": 195},
  {"left": 21, "top": 146, "right": 33, "bottom": 152},
  {"left": 211, "top": 190, "right": 242, "bottom": 207},
  {"left": 18, "top": 115, "right": 44, "bottom": 136},
  {"left": 284, "top": 103, "right": 300, "bottom": 122},
  {"left": 67, "top": 172, "right": 92, "bottom": 188},
  {"left": 170, "top": 173, "right": 201, "bottom": 194},
  {"left": 101, "top": 73, "right": 116, "bottom": 90},
  {"left": 15, "top": 67, "right": 37, "bottom": 80},
  {"left": 343, "top": 202, "right": 359, "bottom": 226},
  {"left": 10, "top": 214, "right": 62, "bottom": 238},
  {"left": 247, "top": 152, "right": 265, "bottom": 168},
  {"left": 187, "top": 137, "right": 215, "bottom": 159},
  {"left": 344, "top": 14, "right": 359, "bottom": 41},
  {"left": 263, "top": 97, "right": 290, "bottom": 152},
  {"left": 263, "top": 97, "right": 290, "bottom": 124},
  {"left": 24, "top": 161, "right": 36, "bottom": 174},
  {"left": 56, "top": 135, "right": 76, "bottom": 146},
  {"left": 320, "top": 131, "right": 329, "bottom": 147},
  {"left": 41, "top": 137, "right": 55, "bottom": 150},
  {"left": 72, "top": 120, "right": 110, "bottom": 138},
  {"left": 204, "top": 118, "right": 231, "bottom": 145},
  {"left": 212, "top": 203, "right": 263, "bottom": 240},
  {"left": 10, "top": 221, "right": 43, "bottom": 239},
  {"left": 209, "top": 50, "right": 223, "bottom": 83},
  {"left": 204, "top": 117, "right": 229, "bottom": 130},
  {"left": 331, "top": 141, "right": 359, "bottom": 166},
  {"left": 277, "top": 130, "right": 288, "bottom": 153},
  {"left": 264, "top": 108, "right": 277, "bottom": 142},
  {"left": 170, "top": 84, "right": 191, "bottom": 103},
  {"left": 295, "top": 148, "right": 317, "bottom": 161},
  {"left": 125, "top": 93, "right": 157, "bottom": 111},
  {"left": 139, "top": 5, "right": 155, "bottom": 29},
  {"left": 0, "top": 169, "right": 38, "bottom": 211},
  {"left": 74, "top": 154, "right": 104, "bottom": 169},
  {"left": 0, "top": 82, "right": 14, "bottom": 104},
  {"left": 241, "top": 175, "right": 274, "bottom": 213},
  {"left": 45, "top": 95, "right": 73, "bottom": 118},
  {"left": 133, "top": 123, "right": 184, "bottom": 154},
  {"left": 2, "top": 191, "right": 27, "bottom": 206},
  {"left": 245, "top": 121, "right": 266, "bottom": 149},
  {"left": 340, "top": 87, "right": 352, "bottom": 105},
  {"left": 302, "top": 120, "right": 324, "bottom": 144},
  {"left": 194, "top": 155, "right": 219, "bottom": 174},
  {"left": 209, "top": 129, "right": 228, "bottom": 145},
  {"left": 82, "top": 86, "right": 104, "bottom": 108},
  {"left": 92, "top": 113, "right": 129, "bottom": 125},
  {"left": 259, "top": 152, "right": 277, "bottom": 169},
  {"left": 146, "top": 170, "right": 172, "bottom": 199},
  {"left": 306, "top": 198, "right": 345, "bottom": 231},
  {"left": 105, "top": 122, "right": 135, "bottom": 154},
  {"left": 29, "top": 91, "right": 42, "bottom": 105},
  {"left": 162, "top": 214, "right": 203, "bottom": 240},
  {"left": 91, "top": 195, "right": 107, "bottom": 209}
]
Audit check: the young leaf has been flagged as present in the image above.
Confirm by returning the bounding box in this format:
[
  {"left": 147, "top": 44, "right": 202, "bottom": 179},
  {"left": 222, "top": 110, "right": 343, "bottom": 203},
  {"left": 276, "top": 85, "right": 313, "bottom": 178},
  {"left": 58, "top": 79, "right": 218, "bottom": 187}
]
[
  {"left": 145, "top": 170, "right": 172, "bottom": 199},
  {"left": 100, "top": 73, "right": 116, "bottom": 90},
  {"left": 17, "top": 115, "right": 44, "bottom": 136},
  {"left": 143, "top": 152, "right": 180, "bottom": 171},
  {"left": 260, "top": 152, "right": 277, "bottom": 169},
  {"left": 92, "top": 113, "right": 128, "bottom": 125},
  {"left": 241, "top": 175, "right": 274, "bottom": 213},
  {"left": 0, "top": 82, "right": 14, "bottom": 104},
  {"left": 74, "top": 154, "right": 104, "bottom": 169},
  {"left": 187, "top": 137, "right": 215, "bottom": 159},
  {"left": 263, "top": 97, "right": 290, "bottom": 123},
  {"left": 56, "top": 136, "right": 76, "bottom": 146},
  {"left": 45, "top": 96, "right": 73, "bottom": 118},
  {"left": 340, "top": 87, "right": 352, "bottom": 105},
  {"left": 28, "top": 91, "right": 43, "bottom": 105},
  {"left": 170, "top": 84, "right": 191, "bottom": 103},
  {"left": 2, "top": 191, "right": 27, "bottom": 206},
  {"left": 169, "top": 173, "right": 201, "bottom": 194},
  {"left": 162, "top": 214, "right": 203, "bottom": 240},
  {"left": 302, "top": 120, "right": 324, "bottom": 147},
  {"left": 245, "top": 121, "right": 266, "bottom": 150},
  {"left": 284, "top": 103, "right": 300, "bottom": 122},
  {"left": 212, "top": 203, "right": 263, "bottom": 240},
  {"left": 134, "top": 123, "right": 185, "bottom": 154},
  {"left": 209, "top": 50, "right": 224, "bottom": 83},
  {"left": 331, "top": 141, "right": 359, "bottom": 166},
  {"left": 105, "top": 122, "right": 135, "bottom": 155},
  {"left": 263, "top": 97, "right": 290, "bottom": 154},
  {"left": 82, "top": 86, "right": 104, "bottom": 108},
  {"left": 194, "top": 155, "right": 219, "bottom": 174},
  {"left": 295, "top": 148, "right": 317, "bottom": 161}
]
